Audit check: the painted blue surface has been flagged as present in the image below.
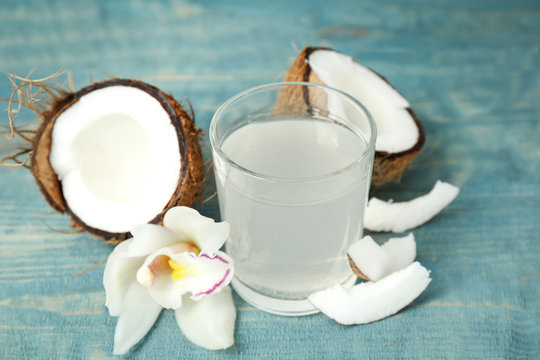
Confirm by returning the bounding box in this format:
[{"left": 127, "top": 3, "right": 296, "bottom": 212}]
[{"left": 0, "top": 0, "right": 539, "bottom": 358}]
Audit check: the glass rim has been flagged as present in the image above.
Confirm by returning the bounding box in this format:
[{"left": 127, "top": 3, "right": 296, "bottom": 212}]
[{"left": 209, "top": 81, "right": 377, "bottom": 183}]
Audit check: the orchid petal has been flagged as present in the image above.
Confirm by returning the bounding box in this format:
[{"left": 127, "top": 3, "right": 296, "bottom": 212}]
[
  {"left": 163, "top": 206, "right": 230, "bottom": 255},
  {"left": 113, "top": 280, "right": 162, "bottom": 355},
  {"left": 147, "top": 272, "right": 184, "bottom": 309},
  {"left": 129, "top": 223, "right": 186, "bottom": 257},
  {"left": 142, "top": 248, "right": 234, "bottom": 309},
  {"left": 175, "top": 286, "right": 236, "bottom": 350},
  {"left": 103, "top": 239, "right": 144, "bottom": 316},
  {"left": 186, "top": 252, "right": 234, "bottom": 301}
]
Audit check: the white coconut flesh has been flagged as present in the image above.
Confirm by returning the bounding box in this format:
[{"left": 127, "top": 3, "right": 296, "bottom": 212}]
[
  {"left": 308, "top": 49, "right": 419, "bottom": 154},
  {"left": 49, "top": 85, "right": 181, "bottom": 233},
  {"left": 380, "top": 233, "right": 417, "bottom": 271},
  {"left": 364, "top": 180, "right": 460, "bottom": 233},
  {"left": 348, "top": 234, "right": 416, "bottom": 281},
  {"left": 308, "top": 261, "right": 431, "bottom": 325}
]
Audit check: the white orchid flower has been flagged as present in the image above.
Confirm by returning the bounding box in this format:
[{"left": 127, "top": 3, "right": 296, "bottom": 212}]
[{"left": 103, "top": 206, "right": 236, "bottom": 355}]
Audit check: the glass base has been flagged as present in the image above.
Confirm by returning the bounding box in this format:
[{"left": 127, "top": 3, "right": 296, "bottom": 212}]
[{"left": 231, "top": 274, "right": 357, "bottom": 316}]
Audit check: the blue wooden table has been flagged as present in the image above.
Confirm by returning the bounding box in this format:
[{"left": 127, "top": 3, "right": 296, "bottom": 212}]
[{"left": 1, "top": 0, "right": 539, "bottom": 358}]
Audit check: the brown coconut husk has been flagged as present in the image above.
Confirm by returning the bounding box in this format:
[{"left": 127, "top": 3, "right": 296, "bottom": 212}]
[
  {"left": 283, "top": 46, "right": 425, "bottom": 187},
  {"left": 8, "top": 77, "right": 203, "bottom": 241},
  {"left": 347, "top": 253, "right": 369, "bottom": 281}
]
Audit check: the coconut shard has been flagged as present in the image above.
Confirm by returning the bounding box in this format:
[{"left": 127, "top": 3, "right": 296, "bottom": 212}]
[
  {"left": 30, "top": 78, "right": 204, "bottom": 241},
  {"left": 284, "top": 46, "right": 425, "bottom": 186}
]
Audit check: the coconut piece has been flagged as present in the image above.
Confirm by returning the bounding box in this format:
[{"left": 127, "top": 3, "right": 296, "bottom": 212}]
[
  {"left": 364, "top": 180, "right": 459, "bottom": 233},
  {"left": 347, "top": 233, "right": 416, "bottom": 281},
  {"left": 283, "top": 46, "right": 425, "bottom": 186},
  {"left": 347, "top": 236, "right": 389, "bottom": 281},
  {"left": 381, "top": 233, "right": 417, "bottom": 272},
  {"left": 30, "top": 79, "right": 203, "bottom": 240},
  {"left": 308, "top": 261, "right": 431, "bottom": 325}
]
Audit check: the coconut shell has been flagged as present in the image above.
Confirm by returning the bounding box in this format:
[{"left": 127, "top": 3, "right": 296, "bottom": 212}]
[
  {"left": 31, "top": 78, "right": 204, "bottom": 241},
  {"left": 347, "top": 253, "right": 369, "bottom": 281},
  {"left": 283, "top": 46, "right": 425, "bottom": 187}
]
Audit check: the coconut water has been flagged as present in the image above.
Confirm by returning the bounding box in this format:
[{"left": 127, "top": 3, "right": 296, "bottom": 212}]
[{"left": 214, "top": 118, "right": 371, "bottom": 301}]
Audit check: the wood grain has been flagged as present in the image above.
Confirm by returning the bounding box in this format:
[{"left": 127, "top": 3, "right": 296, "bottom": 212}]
[{"left": 1, "top": 0, "right": 539, "bottom": 358}]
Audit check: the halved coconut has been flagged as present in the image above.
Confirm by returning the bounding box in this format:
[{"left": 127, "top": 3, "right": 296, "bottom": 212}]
[
  {"left": 284, "top": 46, "right": 425, "bottom": 186},
  {"left": 31, "top": 79, "right": 203, "bottom": 240}
]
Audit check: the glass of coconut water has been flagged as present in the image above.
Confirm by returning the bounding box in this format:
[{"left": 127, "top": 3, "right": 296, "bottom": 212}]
[{"left": 210, "top": 82, "right": 376, "bottom": 316}]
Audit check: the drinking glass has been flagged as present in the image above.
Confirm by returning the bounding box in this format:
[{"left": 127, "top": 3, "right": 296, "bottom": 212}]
[{"left": 210, "top": 82, "right": 376, "bottom": 315}]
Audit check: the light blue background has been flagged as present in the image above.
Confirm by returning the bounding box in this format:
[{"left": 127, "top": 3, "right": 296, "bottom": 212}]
[{"left": 1, "top": 0, "right": 539, "bottom": 358}]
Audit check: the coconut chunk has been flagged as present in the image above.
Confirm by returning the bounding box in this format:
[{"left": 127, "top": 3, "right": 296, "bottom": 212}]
[
  {"left": 347, "top": 236, "right": 390, "bottom": 281},
  {"left": 364, "top": 180, "right": 459, "bottom": 233},
  {"left": 308, "top": 261, "right": 431, "bottom": 325},
  {"left": 347, "top": 234, "right": 416, "bottom": 281},
  {"left": 381, "top": 233, "right": 417, "bottom": 272},
  {"left": 283, "top": 46, "right": 425, "bottom": 186}
]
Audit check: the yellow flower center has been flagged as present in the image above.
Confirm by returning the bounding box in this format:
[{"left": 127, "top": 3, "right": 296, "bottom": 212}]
[{"left": 168, "top": 259, "right": 197, "bottom": 280}]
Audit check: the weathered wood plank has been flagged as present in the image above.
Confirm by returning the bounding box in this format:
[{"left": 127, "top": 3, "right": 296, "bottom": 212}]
[{"left": 1, "top": 0, "right": 539, "bottom": 358}]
